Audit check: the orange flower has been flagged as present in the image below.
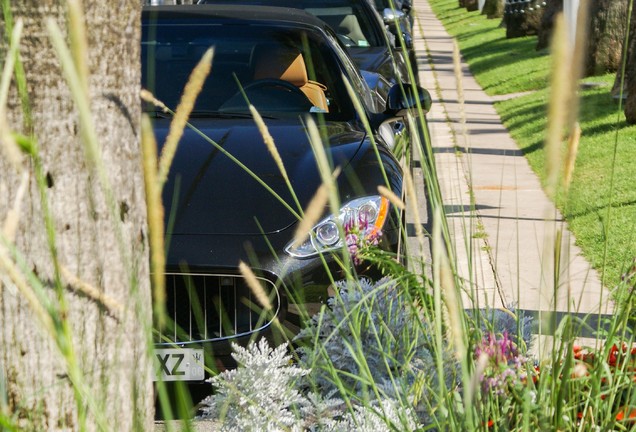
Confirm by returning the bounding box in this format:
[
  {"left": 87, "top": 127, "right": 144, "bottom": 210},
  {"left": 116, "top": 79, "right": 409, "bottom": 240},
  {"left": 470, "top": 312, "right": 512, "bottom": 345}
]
[{"left": 616, "top": 407, "right": 636, "bottom": 422}]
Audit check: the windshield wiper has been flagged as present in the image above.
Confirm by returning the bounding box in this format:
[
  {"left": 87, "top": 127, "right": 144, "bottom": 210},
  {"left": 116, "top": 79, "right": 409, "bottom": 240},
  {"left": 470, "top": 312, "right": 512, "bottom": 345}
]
[
  {"left": 143, "top": 110, "right": 277, "bottom": 120},
  {"left": 145, "top": 110, "right": 172, "bottom": 119},
  {"left": 189, "top": 111, "right": 276, "bottom": 119}
]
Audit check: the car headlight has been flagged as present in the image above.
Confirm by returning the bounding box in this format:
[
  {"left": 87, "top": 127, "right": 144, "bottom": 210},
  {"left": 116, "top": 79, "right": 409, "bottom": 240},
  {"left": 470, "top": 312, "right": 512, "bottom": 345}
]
[{"left": 285, "top": 196, "right": 389, "bottom": 258}]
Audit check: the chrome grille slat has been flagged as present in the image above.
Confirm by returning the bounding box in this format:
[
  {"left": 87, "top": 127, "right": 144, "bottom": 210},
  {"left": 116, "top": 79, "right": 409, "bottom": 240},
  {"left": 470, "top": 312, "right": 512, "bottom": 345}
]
[
  {"left": 158, "top": 272, "right": 280, "bottom": 344},
  {"left": 218, "top": 282, "right": 222, "bottom": 338},
  {"left": 203, "top": 277, "right": 208, "bottom": 341},
  {"left": 233, "top": 285, "right": 238, "bottom": 335},
  {"left": 249, "top": 290, "right": 253, "bottom": 330},
  {"left": 188, "top": 277, "right": 192, "bottom": 340},
  {"left": 172, "top": 276, "right": 177, "bottom": 342}
]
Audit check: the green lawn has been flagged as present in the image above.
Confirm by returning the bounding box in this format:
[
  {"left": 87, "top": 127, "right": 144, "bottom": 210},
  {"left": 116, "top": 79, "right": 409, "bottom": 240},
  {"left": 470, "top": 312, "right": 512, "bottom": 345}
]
[
  {"left": 425, "top": 0, "right": 550, "bottom": 94},
  {"left": 427, "top": 0, "right": 636, "bottom": 288}
]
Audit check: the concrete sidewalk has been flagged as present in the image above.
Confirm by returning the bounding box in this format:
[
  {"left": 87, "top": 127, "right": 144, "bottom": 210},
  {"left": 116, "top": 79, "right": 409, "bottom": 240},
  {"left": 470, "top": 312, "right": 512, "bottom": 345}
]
[{"left": 410, "top": 0, "right": 613, "bottom": 318}]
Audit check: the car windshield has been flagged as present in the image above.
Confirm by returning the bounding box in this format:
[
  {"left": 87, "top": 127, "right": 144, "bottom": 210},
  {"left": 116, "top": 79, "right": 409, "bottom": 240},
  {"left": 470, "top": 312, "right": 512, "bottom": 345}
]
[
  {"left": 196, "top": 0, "right": 384, "bottom": 48},
  {"left": 141, "top": 20, "right": 355, "bottom": 119},
  {"left": 304, "top": 2, "right": 382, "bottom": 48}
]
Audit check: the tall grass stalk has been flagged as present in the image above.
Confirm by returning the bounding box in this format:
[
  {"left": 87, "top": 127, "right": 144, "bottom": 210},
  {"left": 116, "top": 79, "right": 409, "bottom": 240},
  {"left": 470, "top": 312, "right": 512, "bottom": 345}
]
[
  {"left": 141, "top": 114, "right": 167, "bottom": 330},
  {"left": 0, "top": 18, "right": 23, "bottom": 169},
  {"left": 544, "top": 15, "right": 569, "bottom": 201},
  {"left": 1, "top": 1, "right": 32, "bottom": 131},
  {"left": 292, "top": 182, "right": 330, "bottom": 249},
  {"left": 1, "top": 171, "right": 27, "bottom": 243},
  {"left": 306, "top": 117, "right": 342, "bottom": 223},
  {"left": 239, "top": 261, "right": 273, "bottom": 312},
  {"left": 67, "top": 0, "right": 89, "bottom": 94},
  {"left": 0, "top": 236, "right": 56, "bottom": 340},
  {"left": 562, "top": 123, "right": 581, "bottom": 195},
  {"left": 157, "top": 48, "right": 213, "bottom": 187},
  {"left": 341, "top": 77, "right": 392, "bottom": 190}
]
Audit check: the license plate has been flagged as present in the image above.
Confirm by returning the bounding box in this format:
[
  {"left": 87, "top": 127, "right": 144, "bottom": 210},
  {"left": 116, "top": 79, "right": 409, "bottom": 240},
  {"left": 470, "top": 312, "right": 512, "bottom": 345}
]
[{"left": 154, "top": 348, "right": 205, "bottom": 382}]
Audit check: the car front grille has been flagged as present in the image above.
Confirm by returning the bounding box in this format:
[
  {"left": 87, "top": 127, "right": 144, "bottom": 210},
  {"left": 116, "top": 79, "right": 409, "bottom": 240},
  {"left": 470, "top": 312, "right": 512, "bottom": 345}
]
[{"left": 156, "top": 272, "right": 280, "bottom": 344}]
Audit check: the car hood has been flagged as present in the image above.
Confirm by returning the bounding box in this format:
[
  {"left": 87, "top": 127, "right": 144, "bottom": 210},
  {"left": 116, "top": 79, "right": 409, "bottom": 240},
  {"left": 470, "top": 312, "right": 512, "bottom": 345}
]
[
  {"left": 348, "top": 47, "right": 396, "bottom": 82},
  {"left": 154, "top": 117, "right": 365, "bottom": 235}
]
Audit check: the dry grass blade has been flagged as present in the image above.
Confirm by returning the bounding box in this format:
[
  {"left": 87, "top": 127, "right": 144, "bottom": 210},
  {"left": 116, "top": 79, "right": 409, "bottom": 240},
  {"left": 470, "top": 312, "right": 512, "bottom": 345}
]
[
  {"left": 2, "top": 172, "right": 28, "bottom": 243},
  {"left": 292, "top": 166, "right": 341, "bottom": 248},
  {"left": 140, "top": 89, "right": 169, "bottom": 112},
  {"left": 441, "top": 253, "right": 464, "bottom": 360},
  {"left": 563, "top": 122, "right": 581, "bottom": 194},
  {"left": 0, "top": 116, "right": 22, "bottom": 170},
  {"left": 0, "top": 19, "right": 24, "bottom": 169},
  {"left": 239, "top": 261, "right": 272, "bottom": 311},
  {"left": 141, "top": 114, "right": 166, "bottom": 328},
  {"left": 432, "top": 204, "right": 465, "bottom": 361},
  {"left": 378, "top": 185, "right": 405, "bottom": 210},
  {"left": 0, "top": 242, "right": 56, "bottom": 340},
  {"left": 67, "top": 0, "right": 89, "bottom": 93},
  {"left": 250, "top": 104, "right": 290, "bottom": 184},
  {"left": 157, "top": 48, "right": 214, "bottom": 187},
  {"left": 467, "top": 353, "right": 489, "bottom": 403},
  {"left": 0, "top": 18, "right": 21, "bottom": 108},
  {"left": 60, "top": 266, "right": 123, "bottom": 319},
  {"left": 47, "top": 18, "right": 100, "bottom": 165},
  {"left": 292, "top": 183, "right": 329, "bottom": 248},
  {"left": 306, "top": 117, "right": 340, "bottom": 214}
]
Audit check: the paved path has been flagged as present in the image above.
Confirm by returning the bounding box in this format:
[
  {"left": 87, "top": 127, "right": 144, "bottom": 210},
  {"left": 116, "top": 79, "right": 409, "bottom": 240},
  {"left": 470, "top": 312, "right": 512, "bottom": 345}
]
[{"left": 410, "top": 0, "right": 614, "bottom": 321}]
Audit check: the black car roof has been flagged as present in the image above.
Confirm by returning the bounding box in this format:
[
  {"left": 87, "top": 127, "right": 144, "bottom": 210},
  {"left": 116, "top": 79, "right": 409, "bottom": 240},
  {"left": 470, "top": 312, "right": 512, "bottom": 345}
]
[
  {"left": 142, "top": 4, "right": 331, "bottom": 30},
  {"left": 198, "top": 0, "right": 371, "bottom": 6}
]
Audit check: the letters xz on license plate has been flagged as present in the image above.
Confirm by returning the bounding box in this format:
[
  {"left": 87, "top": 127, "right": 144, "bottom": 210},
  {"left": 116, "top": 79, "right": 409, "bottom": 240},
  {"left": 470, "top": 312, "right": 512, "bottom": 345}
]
[{"left": 154, "top": 348, "right": 204, "bottom": 382}]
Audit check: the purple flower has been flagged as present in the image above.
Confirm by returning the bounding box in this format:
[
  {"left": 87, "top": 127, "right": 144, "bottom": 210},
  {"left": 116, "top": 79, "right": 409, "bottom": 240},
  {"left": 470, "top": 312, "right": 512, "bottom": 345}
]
[
  {"left": 343, "top": 216, "right": 383, "bottom": 265},
  {"left": 475, "top": 332, "right": 529, "bottom": 396}
]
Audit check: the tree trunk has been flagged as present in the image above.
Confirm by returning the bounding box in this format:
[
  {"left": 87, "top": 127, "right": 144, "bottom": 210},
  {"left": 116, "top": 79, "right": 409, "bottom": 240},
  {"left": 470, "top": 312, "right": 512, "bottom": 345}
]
[
  {"left": 623, "top": 4, "right": 636, "bottom": 123},
  {"left": 612, "top": 0, "right": 636, "bottom": 98},
  {"left": 585, "top": 0, "right": 629, "bottom": 76},
  {"left": 482, "top": 0, "right": 504, "bottom": 19},
  {"left": 0, "top": 2, "right": 152, "bottom": 431},
  {"left": 536, "top": 0, "right": 563, "bottom": 50},
  {"left": 504, "top": 0, "right": 545, "bottom": 38},
  {"left": 465, "top": 0, "right": 479, "bottom": 12}
]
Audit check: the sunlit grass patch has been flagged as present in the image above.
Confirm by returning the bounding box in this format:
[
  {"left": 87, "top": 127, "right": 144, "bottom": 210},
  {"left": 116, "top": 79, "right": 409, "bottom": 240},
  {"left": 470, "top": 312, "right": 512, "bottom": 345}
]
[{"left": 428, "top": 0, "right": 550, "bottom": 95}]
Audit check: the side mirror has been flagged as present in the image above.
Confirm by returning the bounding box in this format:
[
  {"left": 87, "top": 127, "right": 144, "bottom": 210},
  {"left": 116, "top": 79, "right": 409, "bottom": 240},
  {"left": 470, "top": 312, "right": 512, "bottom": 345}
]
[
  {"left": 383, "top": 9, "right": 412, "bottom": 48},
  {"left": 386, "top": 84, "right": 432, "bottom": 116},
  {"left": 383, "top": 8, "right": 405, "bottom": 24},
  {"left": 402, "top": 32, "right": 413, "bottom": 49}
]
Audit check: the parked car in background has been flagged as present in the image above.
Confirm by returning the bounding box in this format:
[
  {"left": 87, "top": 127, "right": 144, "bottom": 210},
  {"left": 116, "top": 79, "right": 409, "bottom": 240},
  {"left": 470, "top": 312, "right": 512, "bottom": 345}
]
[
  {"left": 372, "top": 0, "right": 414, "bottom": 28},
  {"left": 142, "top": 4, "right": 430, "bottom": 402},
  {"left": 198, "top": 0, "right": 417, "bottom": 85},
  {"left": 371, "top": 0, "right": 416, "bottom": 69}
]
